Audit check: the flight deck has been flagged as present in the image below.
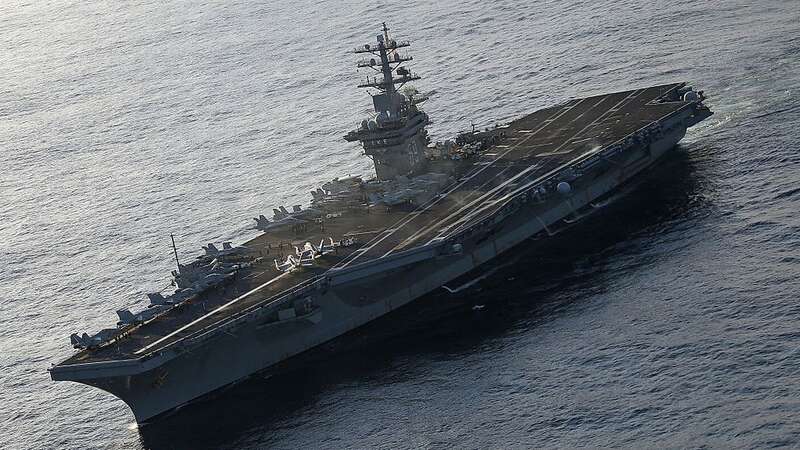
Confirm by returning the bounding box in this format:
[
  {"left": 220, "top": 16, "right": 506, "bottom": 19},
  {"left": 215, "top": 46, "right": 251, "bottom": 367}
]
[{"left": 58, "top": 82, "right": 696, "bottom": 367}]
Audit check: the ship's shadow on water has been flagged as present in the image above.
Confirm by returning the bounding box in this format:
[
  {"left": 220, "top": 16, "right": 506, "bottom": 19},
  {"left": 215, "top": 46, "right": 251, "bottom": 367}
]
[{"left": 138, "top": 148, "right": 710, "bottom": 450}]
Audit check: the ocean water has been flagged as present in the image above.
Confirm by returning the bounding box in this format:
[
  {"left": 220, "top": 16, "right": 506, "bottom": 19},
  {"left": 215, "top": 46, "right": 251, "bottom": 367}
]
[{"left": 2, "top": 0, "right": 799, "bottom": 448}]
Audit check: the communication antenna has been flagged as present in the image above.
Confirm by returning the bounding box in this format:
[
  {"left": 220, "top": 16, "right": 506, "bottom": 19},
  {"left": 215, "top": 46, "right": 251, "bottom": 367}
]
[{"left": 170, "top": 234, "right": 181, "bottom": 274}]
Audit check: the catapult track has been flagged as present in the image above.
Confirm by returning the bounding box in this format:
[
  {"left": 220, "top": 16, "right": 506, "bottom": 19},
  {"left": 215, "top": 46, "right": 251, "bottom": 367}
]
[{"left": 57, "top": 82, "right": 692, "bottom": 367}]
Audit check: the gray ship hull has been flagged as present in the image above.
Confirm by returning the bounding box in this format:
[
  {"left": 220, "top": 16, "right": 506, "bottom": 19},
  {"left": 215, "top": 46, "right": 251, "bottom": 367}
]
[{"left": 52, "top": 107, "right": 699, "bottom": 423}]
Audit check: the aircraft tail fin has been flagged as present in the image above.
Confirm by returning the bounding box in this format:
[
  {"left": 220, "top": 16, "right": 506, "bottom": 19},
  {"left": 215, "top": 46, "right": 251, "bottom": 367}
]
[
  {"left": 147, "top": 292, "right": 167, "bottom": 305},
  {"left": 116, "top": 309, "right": 137, "bottom": 325},
  {"left": 70, "top": 333, "right": 86, "bottom": 348}
]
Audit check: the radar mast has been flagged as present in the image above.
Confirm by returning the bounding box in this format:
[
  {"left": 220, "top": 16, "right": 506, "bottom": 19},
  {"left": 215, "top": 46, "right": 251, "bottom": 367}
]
[{"left": 354, "top": 22, "right": 421, "bottom": 98}]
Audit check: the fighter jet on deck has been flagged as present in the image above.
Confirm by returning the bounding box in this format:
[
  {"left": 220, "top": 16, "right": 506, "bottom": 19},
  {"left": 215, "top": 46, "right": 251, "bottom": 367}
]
[
  {"left": 252, "top": 214, "right": 306, "bottom": 232},
  {"left": 202, "top": 242, "right": 248, "bottom": 258}
]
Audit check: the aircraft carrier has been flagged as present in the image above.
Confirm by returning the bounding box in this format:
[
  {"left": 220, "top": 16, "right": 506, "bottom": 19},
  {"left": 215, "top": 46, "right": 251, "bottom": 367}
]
[{"left": 49, "top": 24, "right": 713, "bottom": 423}]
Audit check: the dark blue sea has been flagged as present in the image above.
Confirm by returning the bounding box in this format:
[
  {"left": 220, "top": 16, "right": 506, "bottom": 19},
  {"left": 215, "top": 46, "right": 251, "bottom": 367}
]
[{"left": 2, "top": 0, "right": 799, "bottom": 448}]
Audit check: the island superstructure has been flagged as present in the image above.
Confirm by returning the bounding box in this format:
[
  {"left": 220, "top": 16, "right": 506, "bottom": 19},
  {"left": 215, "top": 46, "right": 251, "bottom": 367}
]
[{"left": 50, "top": 24, "right": 713, "bottom": 423}]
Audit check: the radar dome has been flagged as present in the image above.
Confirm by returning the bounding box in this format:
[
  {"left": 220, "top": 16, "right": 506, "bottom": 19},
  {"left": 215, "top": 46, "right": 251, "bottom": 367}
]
[
  {"left": 367, "top": 119, "right": 378, "bottom": 130},
  {"left": 683, "top": 91, "right": 699, "bottom": 102},
  {"left": 556, "top": 182, "right": 572, "bottom": 195}
]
